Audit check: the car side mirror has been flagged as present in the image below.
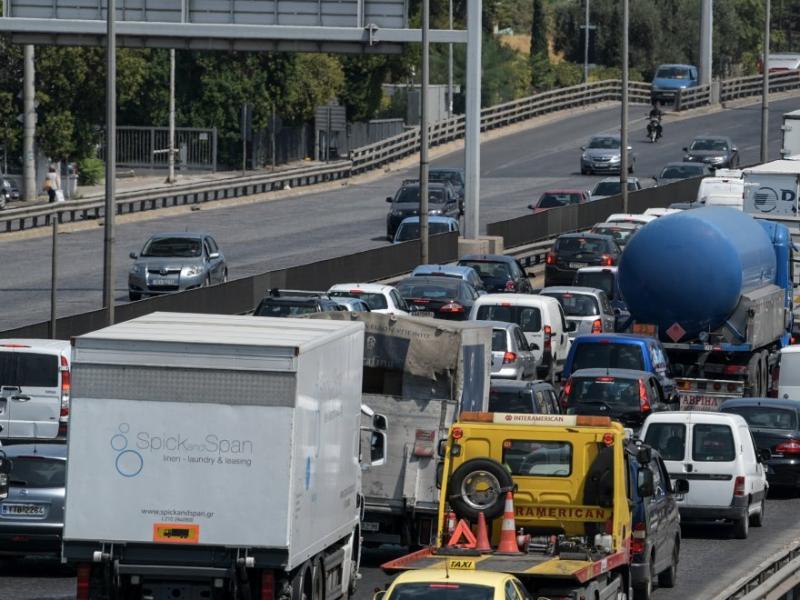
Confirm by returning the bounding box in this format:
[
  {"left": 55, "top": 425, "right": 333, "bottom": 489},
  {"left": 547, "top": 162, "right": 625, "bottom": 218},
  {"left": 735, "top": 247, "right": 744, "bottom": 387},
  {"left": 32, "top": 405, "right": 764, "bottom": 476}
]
[
  {"left": 385, "top": 197, "right": 393, "bottom": 203},
  {"left": 580, "top": 145, "right": 586, "bottom": 151},
  {"left": 527, "top": 204, "right": 534, "bottom": 210},
  {"left": 0, "top": 451, "right": 10, "bottom": 501},
  {"left": 674, "top": 478, "right": 690, "bottom": 494},
  {"left": 373, "top": 590, "right": 387, "bottom": 600},
  {"left": 759, "top": 448, "right": 772, "bottom": 462},
  {"left": 732, "top": 146, "right": 738, "bottom": 152},
  {"left": 636, "top": 446, "right": 652, "bottom": 465},
  {"left": 373, "top": 414, "right": 388, "bottom": 431},
  {"left": 370, "top": 431, "right": 387, "bottom": 467},
  {"left": 129, "top": 252, "right": 137, "bottom": 259},
  {"left": 637, "top": 467, "right": 655, "bottom": 497},
  {"left": 208, "top": 252, "right": 220, "bottom": 260},
  {"left": 437, "top": 438, "right": 448, "bottom": 458},
  {"left": 682, "top": 147, "right": 688, "bottom": 152}
]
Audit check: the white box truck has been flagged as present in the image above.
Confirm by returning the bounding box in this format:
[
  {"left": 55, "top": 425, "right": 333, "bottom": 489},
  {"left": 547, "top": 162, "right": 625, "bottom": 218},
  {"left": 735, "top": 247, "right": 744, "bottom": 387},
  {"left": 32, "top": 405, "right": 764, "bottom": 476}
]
[
  {"left": 743, "top": 159, "right": 800, "bottom": 219},
  {"left": 63, "top": 312, "right": 383, "bottom": 600},
  {"left": 782, "top": 109, "right": 800, "bottom": 159}
]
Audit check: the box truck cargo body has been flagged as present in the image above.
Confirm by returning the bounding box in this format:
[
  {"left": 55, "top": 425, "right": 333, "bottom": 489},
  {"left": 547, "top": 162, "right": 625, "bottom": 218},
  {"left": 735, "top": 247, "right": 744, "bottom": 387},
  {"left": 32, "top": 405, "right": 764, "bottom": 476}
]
[
  {"left": 63, "top": 313, "right": 369, "bottom": 600},
  {"left": 782, "top": 109, "right": 800, "bottom": 159},
  {"left": 743, "top": 160, "right": 800, "bottom": 219}
]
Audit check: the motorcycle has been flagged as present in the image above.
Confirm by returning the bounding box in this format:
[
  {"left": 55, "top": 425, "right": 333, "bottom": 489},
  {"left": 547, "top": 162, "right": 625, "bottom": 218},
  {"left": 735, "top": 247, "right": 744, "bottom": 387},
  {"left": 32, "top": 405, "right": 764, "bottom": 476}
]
[{"left": 646, "top": 116, "right": 662, "bottom": 143}]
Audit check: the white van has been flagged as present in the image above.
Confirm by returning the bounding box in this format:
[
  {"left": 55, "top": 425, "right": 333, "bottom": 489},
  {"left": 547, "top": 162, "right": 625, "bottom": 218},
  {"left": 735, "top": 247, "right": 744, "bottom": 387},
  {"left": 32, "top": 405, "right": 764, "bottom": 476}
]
[
  {"left": 696, "top": 176, "right": 744, "bottom": 209},
  {"left": 468, "top": 294, "right": 571, "bottom": 380},
  {"left": 641, "top": 412, "right": 768, "bottom": 539},
  {"left": 778, "top": 346, "right": 800, "bottom": 400},
  {"left": 0, "top": 339, "right": 71, "bottom": 439}
]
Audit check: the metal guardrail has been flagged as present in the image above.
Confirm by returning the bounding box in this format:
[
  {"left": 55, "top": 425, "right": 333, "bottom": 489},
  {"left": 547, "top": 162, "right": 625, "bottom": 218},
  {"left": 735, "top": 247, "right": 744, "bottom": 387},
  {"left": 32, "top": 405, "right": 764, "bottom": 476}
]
[
  {"left": 675, "top": 69, "right": 800, "bottom": 111},
  {"left": 713, "top": 539, "right": 800, "bottom": 600}
]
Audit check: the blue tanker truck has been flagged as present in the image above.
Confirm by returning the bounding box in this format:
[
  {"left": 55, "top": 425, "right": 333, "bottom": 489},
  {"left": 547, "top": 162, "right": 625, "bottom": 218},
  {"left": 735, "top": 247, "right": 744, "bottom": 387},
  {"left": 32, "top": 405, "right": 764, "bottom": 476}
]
[{"left": 619, "top": 207, "right": 793, "bottom": 408}]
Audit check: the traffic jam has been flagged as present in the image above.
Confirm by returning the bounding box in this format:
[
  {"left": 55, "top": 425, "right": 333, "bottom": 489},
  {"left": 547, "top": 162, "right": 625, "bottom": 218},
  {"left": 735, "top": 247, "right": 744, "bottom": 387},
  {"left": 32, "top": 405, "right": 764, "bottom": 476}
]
[{"left": 0, "top": 153, "right": 799, "bottom": 600}]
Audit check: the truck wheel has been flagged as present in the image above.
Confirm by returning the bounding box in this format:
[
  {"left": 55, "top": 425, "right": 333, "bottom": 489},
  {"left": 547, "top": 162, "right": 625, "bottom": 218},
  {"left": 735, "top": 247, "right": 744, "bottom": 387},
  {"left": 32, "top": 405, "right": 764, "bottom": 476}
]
[
  {"left": 311, "top": 557, "right": 324, "bottom": 600},
  {"left": 291, "top": 562, "right": 313, "bottom": 600},
  {"left": 760, "top": 351, "right": 770, "bottom": 397},
  {"left": 732, "top": 513, "right": 749, "bottom": 539},
  {"left": 448, "top": 458, "right": 513, "bottom": 521},
  {"left": 746, "top": 354, "right": 762, "bottom": 397}
]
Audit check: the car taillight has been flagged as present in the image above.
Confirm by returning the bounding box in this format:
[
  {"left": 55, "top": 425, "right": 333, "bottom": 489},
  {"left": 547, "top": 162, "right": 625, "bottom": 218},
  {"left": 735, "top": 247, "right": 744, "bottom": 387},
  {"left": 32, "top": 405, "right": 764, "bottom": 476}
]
[
  {"left": 630, "top": 522, "right": 646, "bottom": 555},
  {"left": 546, "top": 252, "right": 556, "bottom": 265},
  {"left": 76, "top": 564, "right": 91, "bottom": 600},
  {"left": 601, "top": 254, "right": 614, "bottom": 266},
  {"left": 733, "top": 475, "right": 746, "bottom": 497},
  {"left": 544, "top": 325, "right": 552, "bottom": 351},
  {"left": 591, "top": 319, "right": 602, "bottom": 334},
  {"left": 60, "top": 355, "right": 70, "bottom": 420},
  {"left": 503, "top": 352, "right": 517, "bottom": 364},
  {"left": 775, "top": 440, "right": 800, "bottom": 455},
  {"left": 639, "top": 379, "right": 651, "bottom": 412},
  {"left": 560, "top": 379, "right": 572, "bottom": 410},
  {"left": 504, "top": 279, "right": 517, "bottom": 292},
  {"left": 261, "top": 570, "right": 275, "bottom": 600},
  {"left": 440, "top": 302, "right": 464, "bottom": 314}
]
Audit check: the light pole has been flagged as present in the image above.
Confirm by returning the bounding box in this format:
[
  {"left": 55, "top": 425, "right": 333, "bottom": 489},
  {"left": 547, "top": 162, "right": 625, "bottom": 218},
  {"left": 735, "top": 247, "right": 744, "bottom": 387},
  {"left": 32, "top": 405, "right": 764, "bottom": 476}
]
[
  {"left": 620, "top": 0, "right": 629, "bottom": 214},
  {"left": 419, "top": 0, "right": 430, "bottom": 265},
  {"left": 584, "top": 0, "right": 590, "bottom": 84},
  {"left": 447, "top": 0, "right": 454, "bottom": 117},
  {"left": 464, "top": 0, "right": 481, "bottom": 239},
  {"left": 761, "top": 0, "right": 771, "bottom": 163},
  {"left": 102, "top": 0, "right": 117, "bottom": 326}
]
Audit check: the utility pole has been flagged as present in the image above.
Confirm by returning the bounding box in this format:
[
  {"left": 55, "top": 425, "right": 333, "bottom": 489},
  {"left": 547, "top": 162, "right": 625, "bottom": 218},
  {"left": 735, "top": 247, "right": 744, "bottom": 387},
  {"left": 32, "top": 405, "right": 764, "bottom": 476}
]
[
  {"left": 620, "top": 0, "right": 629, "bottom": 214},
  {"left": 761, "top": 0, "right": 771, "bottom": 163},
  {"left": 447, "top": 0, "right": 454, "bottom": 117},
  {"left": 50, "top": 217, "right": 58, "bottom": 338},
  {"left": 420, "top": 0, "right": 430, "bottom": 265},
  {"left": 23, "top": 45, "right": 35, "bottom": 203},
  {"left": 102, "top": 0, "right": 117, "bottom": 326},
  {"left": 167, "top": 48, "right": 176, "bottom": 184},
  {"left": 464, "top": 0, "right": 482, "bottom": 239},
  {"left": 699, "top": 0, "right": 713, "bottom": 86},
  {"left": 583, "top": 0, "right": 590, "bottom": 83}
]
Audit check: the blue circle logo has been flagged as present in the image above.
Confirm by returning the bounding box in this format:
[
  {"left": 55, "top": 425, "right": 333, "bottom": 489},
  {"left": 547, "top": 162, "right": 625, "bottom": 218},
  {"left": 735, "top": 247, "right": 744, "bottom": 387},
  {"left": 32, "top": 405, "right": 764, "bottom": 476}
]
[{"left": 111, "top": 423, "right": 144, "bottom": 477}]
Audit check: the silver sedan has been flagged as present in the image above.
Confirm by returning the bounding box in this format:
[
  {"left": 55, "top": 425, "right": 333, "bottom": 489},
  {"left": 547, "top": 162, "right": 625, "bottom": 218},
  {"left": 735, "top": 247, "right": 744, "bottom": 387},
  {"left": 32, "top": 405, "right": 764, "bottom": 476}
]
[{"left": 128, "top": 232, "right": 227, "bottom": 301}]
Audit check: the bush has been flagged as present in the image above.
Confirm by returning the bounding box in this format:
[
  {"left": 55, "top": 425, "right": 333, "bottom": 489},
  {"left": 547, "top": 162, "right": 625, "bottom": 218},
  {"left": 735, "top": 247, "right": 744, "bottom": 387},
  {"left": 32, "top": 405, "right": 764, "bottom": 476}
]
[{"left": 77, "top": 158, "right": 104, "bottom": 186}]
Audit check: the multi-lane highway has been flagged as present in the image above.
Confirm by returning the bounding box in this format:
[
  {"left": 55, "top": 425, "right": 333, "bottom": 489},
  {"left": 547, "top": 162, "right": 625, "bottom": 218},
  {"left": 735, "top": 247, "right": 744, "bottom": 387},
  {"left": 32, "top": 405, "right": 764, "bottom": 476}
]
[{"left": 0, "top": 96, "right": 796, "bottom": 331}]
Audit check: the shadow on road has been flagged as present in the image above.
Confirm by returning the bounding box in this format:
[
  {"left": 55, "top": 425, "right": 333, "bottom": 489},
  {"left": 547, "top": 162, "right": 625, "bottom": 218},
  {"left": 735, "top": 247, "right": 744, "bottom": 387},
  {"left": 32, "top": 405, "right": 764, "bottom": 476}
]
[{"left": 0, "top": 556, "right": 75, "bottom": 579}]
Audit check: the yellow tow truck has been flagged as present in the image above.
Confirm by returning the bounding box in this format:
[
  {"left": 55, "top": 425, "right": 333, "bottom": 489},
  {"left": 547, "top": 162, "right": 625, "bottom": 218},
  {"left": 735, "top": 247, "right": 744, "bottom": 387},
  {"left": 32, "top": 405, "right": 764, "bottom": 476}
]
[{"left": 383, "top": 412, "right": 657, "bottom": 600}]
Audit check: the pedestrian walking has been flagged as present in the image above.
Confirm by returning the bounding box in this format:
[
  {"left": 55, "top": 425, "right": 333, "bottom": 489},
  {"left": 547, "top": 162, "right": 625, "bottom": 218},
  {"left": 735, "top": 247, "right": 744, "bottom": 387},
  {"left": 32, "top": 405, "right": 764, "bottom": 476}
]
[{"left": 43, "top": 165, "right": 61, "bottom": 203}]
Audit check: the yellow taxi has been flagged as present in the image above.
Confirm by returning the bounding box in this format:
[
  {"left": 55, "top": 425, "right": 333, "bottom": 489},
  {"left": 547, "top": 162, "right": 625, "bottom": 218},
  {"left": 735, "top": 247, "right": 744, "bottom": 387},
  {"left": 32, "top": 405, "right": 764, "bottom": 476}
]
[{"left": 375, "top": 568, "right": 533, "bottom": 600}]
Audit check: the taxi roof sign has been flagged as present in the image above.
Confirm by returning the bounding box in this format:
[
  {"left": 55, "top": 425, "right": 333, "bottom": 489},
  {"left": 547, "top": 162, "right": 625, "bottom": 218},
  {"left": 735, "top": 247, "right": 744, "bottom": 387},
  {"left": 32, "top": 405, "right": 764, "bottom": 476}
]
[{"left": 459, "top": 412, "right": 612, "bottom": 427}]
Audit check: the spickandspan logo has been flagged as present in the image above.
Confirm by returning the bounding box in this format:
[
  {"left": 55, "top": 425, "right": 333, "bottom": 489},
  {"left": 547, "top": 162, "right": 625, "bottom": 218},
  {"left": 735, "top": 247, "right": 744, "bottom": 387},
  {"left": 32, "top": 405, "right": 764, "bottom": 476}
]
[{"left": 110, "top": 423, "right": 145, "bottom": 478}]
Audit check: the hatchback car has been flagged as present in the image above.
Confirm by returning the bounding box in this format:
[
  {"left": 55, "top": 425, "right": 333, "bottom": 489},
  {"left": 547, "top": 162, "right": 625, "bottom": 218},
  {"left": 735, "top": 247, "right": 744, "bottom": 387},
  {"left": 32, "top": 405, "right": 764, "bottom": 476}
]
[
  {"left": 580, "top": 134, "right": 635, "bottom": 175},
  {"left": 590, "top": 177, "right": 642, "bottom": 201},
  {"left": 385, "top": 181, "right": 461, "bottom": 239},
  {"left": 655, "top": 162, "right": 713, "bottom": 186},
  {"left": 539, "top": 286, "right": 615, "bottom": 337},
  {"left": 332, "top": 297, "right": 371, "bottom": 312},
  {"left": 328, "top": 283, "right": 410, "bottom": 315},
  {"left": 683, "top": 136, "right": 739, "bottom": 169},
  {"left": 563, "top": 368, "right": 670, "bottom": 428},
  {"left": 457, "top": 254, "right": 533, "bottom": 294},
  {"left": 487, "top": 321, "right": 537, "bottom": 380},
  {"left": 128, "top": 232, "right": 227, "bottom": 301},
  {"left": 544, "top": 233, "right": 621, "bottom": 287},
  {"left": 253, "top": 289, "right": 344, "bottom": 317},
  {"left": 393, "top": 216, "right": 459, "bottom": 243},
  {"left": 0, "top": 442, "right": 66, "bottom": 557},
  {"left": 395, "top": 276, "right": 479, "bottom": 320},
  {"left": 590, "top": 222, "right": 641, "bottom": 249},
  {"left": 411, "top": 264, "right": 486, "bottom": 294},
  {"left": 528, "top": 188, "right": 591, "bottom": 212},
  {"left": 488, "top": 379, "right": 560, "bottom": 414}
]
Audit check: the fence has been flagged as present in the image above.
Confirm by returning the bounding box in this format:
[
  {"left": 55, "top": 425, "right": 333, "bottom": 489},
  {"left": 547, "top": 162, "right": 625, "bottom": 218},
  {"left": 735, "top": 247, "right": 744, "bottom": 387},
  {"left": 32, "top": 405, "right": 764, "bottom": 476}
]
[
  {"left": 675, "top": 69, "right": 800, "bottom": 110},
  {"left": 106, "top": 126, "right": 217, "bottom": 171}
]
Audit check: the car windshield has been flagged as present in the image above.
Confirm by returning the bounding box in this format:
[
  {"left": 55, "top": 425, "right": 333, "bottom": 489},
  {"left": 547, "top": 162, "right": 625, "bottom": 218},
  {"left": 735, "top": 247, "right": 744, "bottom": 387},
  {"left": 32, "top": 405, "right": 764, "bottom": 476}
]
[
  {"left": 543, "top": 292, "right": 599, "bottom": 316},
  {"left": 395, "top": 222, "right": 451, "bottom": 241},
  {"left": 555, "top": 237, "right": 609, "bottom": 256},
  {"left": 657, "top": 67, "right": 691, "bottom": 79},
  {"left": 537, "top": 193, "right": 581, "bottom": 208},
  {"left": 660, "top": 165, "right": 703, "bottom": 179},
  {"left": 329, "top": 291, "right": 388, "bottom": 310},
  {"left": 593, "top": 182, "right": 621, "bottom": 196},
  {"left": 396, "top": 280, "right": 460, "bottom": 299},
  {"left": 254, "top": 302, "right": 319, "bottom": 317},
  {"left": 592, "top": 226, "right": 636, "bottom": 246},
  {"left": 395, "top": 187, "right": 446, "bottom": 204},
  {"left": 430, "top": 170, "right": 463, "bottom": 186},
  {"left": 569, "top": 376, "right": 641, "bottom": 407},
  {"left": 0, "top": 352, "right": 58, "bottom": 387},
  {"left": 459, "top": 261, "right": 511, "bottom": 282},
  {"left": 388, "top": 583, "right": 495, "bottom": 600},
  {"left": 141, "top": 237, "right": 202, "bottom": 257},
  {"left": 489, "top": 389, "right": 532, "bottom": 413},
  {"left": 690, "top": 139, "right": 729, "bottom": 152},
  {"left": 588, "top": 137, "right": 620, "bottom": 149},
  {"left": 574, "top": 271, "right": 615, "bottom": 298},
  {"left": 9, "top": 456, "right": 65, "bottom": 488},
  {"left": 724, "top": 406, "right": 797, "bottom": 430},
  {"left": 572, "top": 342, "right": 645, "bottom": 371},
  {"left": 476, "top": 305, "right": 542, "bottom": 333}
]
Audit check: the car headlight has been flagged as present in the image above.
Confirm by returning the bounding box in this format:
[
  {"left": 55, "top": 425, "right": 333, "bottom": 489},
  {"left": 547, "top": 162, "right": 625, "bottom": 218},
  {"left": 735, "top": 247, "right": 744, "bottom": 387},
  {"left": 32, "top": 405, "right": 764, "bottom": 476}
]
[
  {"left": 610, "top": 155, "right": 621, "bottom": 162},
  {"left": 182, "top": 265, "right": 204, "bottom": 277},
  {"left": 709, "top": 156, "right": 725, "bottom": 163},
  {"left": 391, "top": 209, "right": 403, "bottom": 217},
  {"left": 429, "top": 209, "right": 443, "bottom": 215},
  {"left": 130, "top": 264, "right": 144, "bottom": 275}
]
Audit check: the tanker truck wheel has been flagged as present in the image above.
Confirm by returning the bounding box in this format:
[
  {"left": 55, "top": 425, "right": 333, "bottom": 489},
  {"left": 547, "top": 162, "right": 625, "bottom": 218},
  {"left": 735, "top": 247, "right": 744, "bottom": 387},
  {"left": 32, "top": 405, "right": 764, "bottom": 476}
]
[
  {"left": 448, "top": 458, "right": 513, "bottom": 521},
  {"left": 746, "top": 354, "right": 763, "bottom": 397},
  {"left": 290, "top": 562, "right": 313, "bottom": 600},
  {"left": 760, "top": 351, "right": 771, "bottom": 396}
]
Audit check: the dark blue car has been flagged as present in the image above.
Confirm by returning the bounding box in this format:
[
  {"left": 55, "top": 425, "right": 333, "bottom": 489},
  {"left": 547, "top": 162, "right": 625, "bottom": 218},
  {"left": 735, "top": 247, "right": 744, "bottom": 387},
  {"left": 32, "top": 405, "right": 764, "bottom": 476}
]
[{"left": 563, "top": 334, "right": 677, "bottom": 404}]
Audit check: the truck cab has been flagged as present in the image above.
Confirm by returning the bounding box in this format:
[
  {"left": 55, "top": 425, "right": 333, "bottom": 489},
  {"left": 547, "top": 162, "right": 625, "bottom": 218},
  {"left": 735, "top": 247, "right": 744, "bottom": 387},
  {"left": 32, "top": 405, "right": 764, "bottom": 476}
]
[{"left": 383, "top": 413, "right": 653, "bottom": 599}]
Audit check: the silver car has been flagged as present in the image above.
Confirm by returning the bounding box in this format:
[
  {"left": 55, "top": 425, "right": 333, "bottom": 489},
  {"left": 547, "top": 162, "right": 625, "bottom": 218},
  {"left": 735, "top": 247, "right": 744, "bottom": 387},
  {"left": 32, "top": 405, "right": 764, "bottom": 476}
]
[
  {"left": 488, "top": 321, "right": 537, "bottom": 380},
  {"left": 540, "top": 286, "right": 615, "bottom": 338},
  {"left": 0, "top": 442, "right": 66, "bottom": 556},
  {"left": 128, "top": 233, "right": 227, "bottom": 301},
  {"left": 580, "top": 134, "right": 636, "bottom": 175}
]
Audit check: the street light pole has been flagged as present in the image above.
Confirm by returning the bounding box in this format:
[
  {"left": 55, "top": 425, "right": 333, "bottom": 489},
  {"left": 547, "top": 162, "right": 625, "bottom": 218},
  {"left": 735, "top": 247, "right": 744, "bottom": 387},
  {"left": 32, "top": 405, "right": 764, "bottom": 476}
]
[
  {"left": 419, "top": 0, "right": 430, "bottom": 265},
  {"left": 102, "top": 0, "right": 117, "bottom": 326},
  {"left": 620, "top": 0, "right": 629, "bottom": 214},
  {"left": 167, "top": 48, "right": 176, "bottom": 184},
  {"left": 447, "top": 0, "right": 454, "bottom": 117},
  {"left": 584, "top": 0, "right": 590, "bottom": 84},
  {"left": 761, "top": 0, "right": 771, "bottom": 163},
  {"left": 464, "top": 0, "right": 481, "bottom": 239}
]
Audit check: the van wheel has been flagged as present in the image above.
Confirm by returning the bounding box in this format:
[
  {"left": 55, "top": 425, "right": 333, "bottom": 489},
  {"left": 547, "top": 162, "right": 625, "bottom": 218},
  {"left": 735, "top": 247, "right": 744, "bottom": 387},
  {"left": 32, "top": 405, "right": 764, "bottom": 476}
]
[
  {"left": 750, "top": 499, "right": 765, "bottom": 527},
  {"left": 732, "top": 513, "right": 749, "bottom": 539},
  {"left": 632, "top": 559, "right": 654, "bottom": 600},
  {"left": 291, "top": 562, "right": 313, "bottom": 600},
  {"left": 657, "top": 543, "right": 679, "bottom": 588}
]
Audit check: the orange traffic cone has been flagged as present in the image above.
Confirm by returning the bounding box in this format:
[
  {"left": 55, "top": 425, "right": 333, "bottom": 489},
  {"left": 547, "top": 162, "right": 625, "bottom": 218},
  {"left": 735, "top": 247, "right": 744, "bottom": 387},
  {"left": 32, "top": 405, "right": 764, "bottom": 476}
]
[
  {"left": 446, "top": 512, "right": 456, "bottom": 536},
  {"left": 474, "top": 512, "right": 492, "bottom": 552},
  {"left": 496, "top": 491, "right": 522, "bottom": 554}
]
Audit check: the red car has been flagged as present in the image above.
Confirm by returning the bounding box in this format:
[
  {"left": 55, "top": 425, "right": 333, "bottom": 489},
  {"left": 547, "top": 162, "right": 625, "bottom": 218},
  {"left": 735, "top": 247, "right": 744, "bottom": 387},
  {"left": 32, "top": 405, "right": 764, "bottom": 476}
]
[{"left": 527, "top": 188, "right": 591, "bottom": 213}]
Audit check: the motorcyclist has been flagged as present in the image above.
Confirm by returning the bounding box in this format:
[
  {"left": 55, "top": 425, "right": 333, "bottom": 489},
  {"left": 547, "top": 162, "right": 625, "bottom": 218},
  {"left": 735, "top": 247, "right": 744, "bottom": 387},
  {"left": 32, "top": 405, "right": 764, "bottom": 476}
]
[{"left": 647, "top": 102, "right": 663, "bottom": 140}]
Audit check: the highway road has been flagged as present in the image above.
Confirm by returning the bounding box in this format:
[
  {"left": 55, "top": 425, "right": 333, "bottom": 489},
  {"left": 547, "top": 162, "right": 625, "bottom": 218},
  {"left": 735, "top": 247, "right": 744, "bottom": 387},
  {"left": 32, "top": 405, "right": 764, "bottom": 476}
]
[
  {"left": 0, "top": 96, "right": 796, "bottom": 331},
  {"left": 3, "top": 490, "right": 799, "bottom": 599}
]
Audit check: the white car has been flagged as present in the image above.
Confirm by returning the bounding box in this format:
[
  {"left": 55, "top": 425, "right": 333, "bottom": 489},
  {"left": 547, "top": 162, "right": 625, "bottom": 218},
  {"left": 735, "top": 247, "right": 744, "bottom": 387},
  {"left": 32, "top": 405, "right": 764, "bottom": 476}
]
[
  {"left": 468, "top": 293, "right": 571, "bottom": 381},
  {"left": 605, "top": 213, "right": 657, "bottom": 226},
  {"left": 642, "top": 411, "right": 768, "bottom": 539},
  {"left": 0, "top": 339, "right": 72, "bottom": 440},
  {"left": 327, "top": 283, "right": 409, "bottom": 315},
  {"left": 643, "top": 207, "right": 683, "bottom": 218},
  {"left": 778, "top": 346, "right": 800, "bottom": 400}
]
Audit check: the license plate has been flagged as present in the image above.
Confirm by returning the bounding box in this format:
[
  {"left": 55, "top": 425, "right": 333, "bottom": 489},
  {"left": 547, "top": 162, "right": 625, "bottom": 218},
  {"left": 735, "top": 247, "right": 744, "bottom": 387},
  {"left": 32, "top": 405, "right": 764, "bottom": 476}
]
[
  {"left": 152, "top": 278, "right": 177, "bottom": 286},
  {"left": 1, "top": 503, "right": 45, "bottom": 516},
  {"left": 569, "top": 262, "right": 588, "bottom": 269},
  {"left": 679, "top": 394, "right": 726, "bottom": 411},
  {"left": 361, "top": 521, "right": 380, "bottom": 532}
]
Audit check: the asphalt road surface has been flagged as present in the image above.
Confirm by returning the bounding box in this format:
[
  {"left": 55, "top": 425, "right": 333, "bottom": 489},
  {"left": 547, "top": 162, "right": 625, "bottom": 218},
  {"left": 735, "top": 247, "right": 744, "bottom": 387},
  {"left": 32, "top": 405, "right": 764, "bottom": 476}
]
[{"left": 0, "top": 96, "right": 797, "bottom": 331}]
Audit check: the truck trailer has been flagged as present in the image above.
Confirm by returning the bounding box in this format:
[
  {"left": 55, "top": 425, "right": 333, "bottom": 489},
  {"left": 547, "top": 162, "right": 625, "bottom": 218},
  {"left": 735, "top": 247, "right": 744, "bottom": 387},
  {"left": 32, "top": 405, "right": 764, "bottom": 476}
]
[
  {"left": 64, "top": 312, "right": 383, "bottom": 600},
  {"left": 619, "top": 207, "right": 793, "bottom": 408}
]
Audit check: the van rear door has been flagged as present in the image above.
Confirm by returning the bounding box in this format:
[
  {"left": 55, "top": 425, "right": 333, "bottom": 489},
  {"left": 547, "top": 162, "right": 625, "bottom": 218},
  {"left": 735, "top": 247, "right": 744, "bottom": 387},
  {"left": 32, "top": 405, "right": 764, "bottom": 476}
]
[
  {"left": 0, "top": 347, "right": 61, "bottom": 439},
  {"left": 681, "top": 422, "right": 738, "bottom": 508}
]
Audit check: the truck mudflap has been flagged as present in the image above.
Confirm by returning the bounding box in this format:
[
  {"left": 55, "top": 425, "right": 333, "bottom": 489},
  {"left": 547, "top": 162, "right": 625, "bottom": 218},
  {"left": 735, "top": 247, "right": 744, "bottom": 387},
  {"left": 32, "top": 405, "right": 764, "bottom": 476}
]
[
  {"left": 381, "top": 547, "right": 629, "bottom": 584},
  {"left": 676, "top": 377, "right": 744, "bottom": 411}
]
